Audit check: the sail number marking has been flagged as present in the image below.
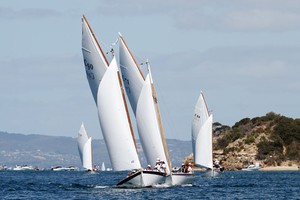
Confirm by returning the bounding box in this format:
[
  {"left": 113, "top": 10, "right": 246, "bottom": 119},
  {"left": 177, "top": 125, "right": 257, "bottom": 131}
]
[{"left": 84, "top": 59, "right": 95, "bottom": 80}]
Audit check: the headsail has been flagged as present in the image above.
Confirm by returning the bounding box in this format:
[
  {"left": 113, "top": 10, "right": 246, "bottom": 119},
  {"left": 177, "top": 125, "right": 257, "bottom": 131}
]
[
  {"left": 82, "top": 15, "right": 109, "bottom": 104},
  {"left": 192, "top": 92, "right": 213, "bottom": 169},
  {"left": 97, "top": 56, "right": 141, "bottom": 171},
  {"left": 136, "top": 65, "right": 171, "bottom": 175},
  {"left": 77, "top": 123, "right": 93, "bottom": 171}
]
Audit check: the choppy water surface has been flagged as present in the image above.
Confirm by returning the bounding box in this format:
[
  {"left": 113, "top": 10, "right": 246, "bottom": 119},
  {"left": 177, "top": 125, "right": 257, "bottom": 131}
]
[{"left": 1, "top": 170, "right": 299, "bottom": 199}]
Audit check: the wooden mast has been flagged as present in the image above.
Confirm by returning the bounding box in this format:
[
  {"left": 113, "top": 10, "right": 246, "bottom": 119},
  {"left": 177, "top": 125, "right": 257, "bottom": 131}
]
[{"left": 147, "top": 62, "right": 172, "bottom": 174}]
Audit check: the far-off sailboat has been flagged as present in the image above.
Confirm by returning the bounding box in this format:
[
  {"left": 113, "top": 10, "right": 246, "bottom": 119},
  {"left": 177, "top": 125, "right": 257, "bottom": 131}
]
[
  {"left": 192, "top": 92, "right": 224, "bottom": 176},
  {"left": 77, "top": 123, "right": 93, "bottom": 171}
]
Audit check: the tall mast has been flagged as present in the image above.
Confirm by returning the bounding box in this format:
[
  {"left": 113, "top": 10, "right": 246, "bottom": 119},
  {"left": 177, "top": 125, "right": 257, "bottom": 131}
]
[{"left": 147, "top": 62, "right": 172, "bottom": 172}]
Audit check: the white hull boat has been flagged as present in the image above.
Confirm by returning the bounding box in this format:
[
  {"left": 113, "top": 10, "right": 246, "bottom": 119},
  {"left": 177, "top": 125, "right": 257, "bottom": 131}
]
[
  {"left": 242, "top": 163, "right": 261, "bottom": 171},
  {"left": 51, "top": 166, "right": 78, "bottom": 171},
  {"left": 171, "top": 173, "right": 195, "bottom": 185},
  {"left": 117, "top": 170, "right": 167, "bottom": 187},
  {"left": 13, "top": 165, "right": 37, "bottom": 171}
]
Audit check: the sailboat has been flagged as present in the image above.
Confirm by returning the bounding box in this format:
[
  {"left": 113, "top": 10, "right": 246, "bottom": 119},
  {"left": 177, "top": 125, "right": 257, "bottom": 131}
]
[
  {"left": 77, "top": 122, "right": 93, "bottom": 171},
  {"left": 192, "top": 92, "right": 223, "bottom": 176},
  {"left": 119, "top": 34, "right": 193, "bottom": 186},
  {"left": 82, "top": 16, "right": 141, "bottom": 172},
  {"left": 101, "top": 162, "right": 106, "bottom": 171}
]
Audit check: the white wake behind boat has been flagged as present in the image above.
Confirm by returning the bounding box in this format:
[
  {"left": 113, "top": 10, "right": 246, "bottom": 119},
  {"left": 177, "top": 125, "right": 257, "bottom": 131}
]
[
  {"left": 77, "top": 123, "right": 93, "bottom": 171},
  {"left": 192, "top": 92, "right": 223, "bottom": 177}
]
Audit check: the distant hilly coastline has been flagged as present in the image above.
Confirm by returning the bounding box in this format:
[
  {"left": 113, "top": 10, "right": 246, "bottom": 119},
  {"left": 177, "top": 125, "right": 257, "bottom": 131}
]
[
  {"left": 1, "top": 112, "right": 299, "bottom": 171},
  {"left": 0, "top": 131, "right": 109, "bottom": 168},
  {"left": 0, "top": 131, "right": 191, "bottom": 169}
]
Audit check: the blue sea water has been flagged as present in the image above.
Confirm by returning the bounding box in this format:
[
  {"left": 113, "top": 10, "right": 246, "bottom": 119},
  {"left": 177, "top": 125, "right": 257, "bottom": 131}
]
[{"left": 0, "top": 170, "right": 299, "bottom": 199}]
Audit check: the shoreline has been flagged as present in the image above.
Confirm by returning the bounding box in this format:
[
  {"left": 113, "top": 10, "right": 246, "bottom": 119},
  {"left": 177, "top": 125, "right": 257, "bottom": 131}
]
[{"left": 260, "top": 166, "right": 299, "bottom": 171}]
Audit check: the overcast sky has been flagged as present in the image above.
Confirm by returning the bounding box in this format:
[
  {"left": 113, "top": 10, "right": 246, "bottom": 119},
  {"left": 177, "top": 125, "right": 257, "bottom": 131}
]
[{"left": 1, "top": 0, "right": 299, "bottom": 140}]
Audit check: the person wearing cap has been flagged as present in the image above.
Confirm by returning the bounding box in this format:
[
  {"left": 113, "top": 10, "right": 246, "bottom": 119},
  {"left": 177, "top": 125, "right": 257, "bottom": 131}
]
[
  {"left": 160, "top": 161, "right": 166, "bottom": 173},
  {"left": 187, "top": 163, "right": 193, "bottom": 174},
  {"left": 180, "top": 163, "right": 185, "bottom": 173},
  {"left": 146, "top": 164, "right": 151, "bottom": 171},
  {"left": 154, "top": 158, "right": 161, "bottom": 171}
]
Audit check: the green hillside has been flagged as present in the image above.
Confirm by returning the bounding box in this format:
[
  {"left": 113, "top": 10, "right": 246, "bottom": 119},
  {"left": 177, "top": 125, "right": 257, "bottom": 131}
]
[{"left": 214, "top": 112, "right": 300, "bottom": 170}]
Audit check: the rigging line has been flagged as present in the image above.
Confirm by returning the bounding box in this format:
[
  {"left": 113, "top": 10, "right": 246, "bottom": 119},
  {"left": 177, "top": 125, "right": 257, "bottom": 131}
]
[
  {"left": 105, "top": 38, "right": 120, "bottom": 60},
  {"left": 151, "top": 74, "right": 177, "bottom": 140},
  {"left": 98, "top": 39, "right": 111, "bottom": 52},
  {"left": 143, "top": 59, "right": 177, "bottom": 139},
  {"left": 105, "top": 38, "right": 119, "bottom": 55},
  {"left": 130, "top": 52, "right": 148, "bottom": 74}
]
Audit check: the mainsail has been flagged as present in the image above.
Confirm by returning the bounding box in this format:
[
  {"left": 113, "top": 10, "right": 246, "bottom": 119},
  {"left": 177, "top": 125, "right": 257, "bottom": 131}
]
[
  {"left": 192, "top": 92, "right": 213, "bottom": 169},
  {"left": 118, "top": 34, "right": 171, "bottom": 175},
  {"left": 97, "top": 56, "right": 141, "bottom": 171},
  {"left": 77, "top": 123, "right": 93, "bottom": 171},
  {"left": 81, "top": 15, "right": 109, "bottom": 104},
  {"left": 119, "top": 33, "right": 144, "bottom": 114}
]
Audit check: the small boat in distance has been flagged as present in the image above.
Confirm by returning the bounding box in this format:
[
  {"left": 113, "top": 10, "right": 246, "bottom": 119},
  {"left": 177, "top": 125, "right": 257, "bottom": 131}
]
[
  {"left": 77, "top": 123, "right": 93, "bottom": 171},
  {"left": 51, "top": 166, "right": 78, "bottom": 171},
  {"left": 13, "top": 165, "right": 38, "bottom": 171},
  {"left": 242, "top": 162, "right": 261, "bottom": 171},
  {"left": 101, "top": 162, "right": 106, "bottom": 171}
]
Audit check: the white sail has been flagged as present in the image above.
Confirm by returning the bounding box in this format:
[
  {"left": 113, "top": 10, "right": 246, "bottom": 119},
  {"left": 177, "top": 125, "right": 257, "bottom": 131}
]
[
  {"left": 136, "top": 66, "right": 171, "bottom": 175},
  {"left": 101, "top": 162, "right": 106, "bottom": 171},
  {"left": 82, "top": 15, "right": 109, "bottom": 104},
  {"left": 119, "top": 33, "right": 144, "bottom": 114},
  {"left": 77, "top": 123, "right": 93, "bottom": 171},
  {"left": 97, "top": 56, "right": 141, "bottom": 171},
  {"left": 192, "top": 92, "right": 213, "bottom": 169}
]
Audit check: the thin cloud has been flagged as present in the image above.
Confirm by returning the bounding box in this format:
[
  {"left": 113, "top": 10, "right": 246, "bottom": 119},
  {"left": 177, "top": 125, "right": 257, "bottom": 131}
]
[
  {"left": 153, "top": 45, "right": 300, "bottom": 96},
  {"left": 0, "top": 7, "right": 62, "bottom": 20},
  {"left": 95, "top": 0, "right": 300, "bottom": 32}
]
